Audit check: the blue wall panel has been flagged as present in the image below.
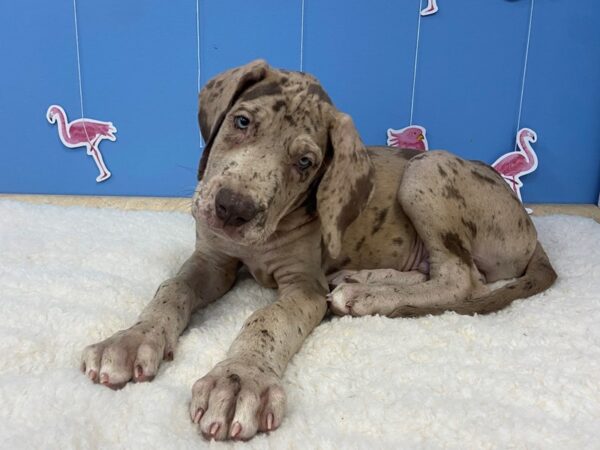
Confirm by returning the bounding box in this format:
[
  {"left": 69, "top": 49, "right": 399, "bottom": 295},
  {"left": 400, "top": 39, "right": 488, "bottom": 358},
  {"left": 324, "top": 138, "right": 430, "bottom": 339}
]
[{"left": 0, "top": 0, "right": 598, "bottom": 202}]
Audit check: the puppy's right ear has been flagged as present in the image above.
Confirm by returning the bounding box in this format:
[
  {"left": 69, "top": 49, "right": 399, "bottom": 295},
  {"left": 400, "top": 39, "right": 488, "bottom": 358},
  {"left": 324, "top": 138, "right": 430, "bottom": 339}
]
[
  {"left": 197, "top": 59, "right": 269, "bottom": 180},
  {"left": 317, "top": 112, "right": 374, "bottom": 259}
]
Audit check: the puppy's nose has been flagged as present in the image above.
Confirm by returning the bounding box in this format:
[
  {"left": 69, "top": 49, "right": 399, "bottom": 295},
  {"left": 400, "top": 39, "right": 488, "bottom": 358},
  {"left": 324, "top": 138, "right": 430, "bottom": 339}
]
[{"left": 214, "top": 188, "right": 258, "bottom": 227}]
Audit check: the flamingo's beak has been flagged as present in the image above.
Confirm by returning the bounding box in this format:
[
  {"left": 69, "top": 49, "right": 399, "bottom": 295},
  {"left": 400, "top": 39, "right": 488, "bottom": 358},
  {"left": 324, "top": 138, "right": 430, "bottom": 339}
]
[{"left": 417, "top": 134, "right": 424, "bottom": 141}]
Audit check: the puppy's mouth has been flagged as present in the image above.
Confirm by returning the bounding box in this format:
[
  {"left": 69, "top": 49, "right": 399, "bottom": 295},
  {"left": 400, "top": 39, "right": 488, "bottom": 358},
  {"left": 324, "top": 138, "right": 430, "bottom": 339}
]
[{"left": 198, "top": 204, "right": 269, "bottom": 244}]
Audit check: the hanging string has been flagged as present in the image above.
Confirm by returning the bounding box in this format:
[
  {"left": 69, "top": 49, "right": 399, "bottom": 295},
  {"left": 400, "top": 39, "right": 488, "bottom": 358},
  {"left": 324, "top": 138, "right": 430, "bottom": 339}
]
[
  {"left": 196, "top": 0, "right": 205, "bottom": 148},
  {"left": 72, "top": 0, "right": 92, "bottom": 144},
  {"left": 409, "top": 0, "right": 423, "bottom": 126},
  {"left": 514, "top": 0, "right": 535, "bottom": 150},
  {"left": 300, "top": 0, "right": 305, "bottom": 71}
]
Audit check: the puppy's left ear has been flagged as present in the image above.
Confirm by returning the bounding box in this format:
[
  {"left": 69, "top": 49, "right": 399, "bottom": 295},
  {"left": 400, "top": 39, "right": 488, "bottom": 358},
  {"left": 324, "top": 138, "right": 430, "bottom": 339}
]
[
  {"left": 317, "top": 113, "right": 374, "bottom": 259},
  {"left": 197, "top": 59, "right": 270, "bottom": 180}
]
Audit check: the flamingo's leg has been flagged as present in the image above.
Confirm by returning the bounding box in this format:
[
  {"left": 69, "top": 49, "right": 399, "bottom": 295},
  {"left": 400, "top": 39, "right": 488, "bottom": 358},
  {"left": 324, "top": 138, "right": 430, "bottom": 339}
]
[
  {"left": 513, "top": 184, "right": 523, "bottom": 202},
  {"left": 86, "top": 137, "right": 100, "bottom": 155},
  {"left": 513, "top": 184, "right": 532, "bottom": 213},
  {"left": 503, "top": 176, "right": 517, "bottom": 193},
  {"left": 88, "top": 144, "right": 112, "bottom": 182},
  {"left": 84, "top": 137, "right": 98, "bottom": 155}
]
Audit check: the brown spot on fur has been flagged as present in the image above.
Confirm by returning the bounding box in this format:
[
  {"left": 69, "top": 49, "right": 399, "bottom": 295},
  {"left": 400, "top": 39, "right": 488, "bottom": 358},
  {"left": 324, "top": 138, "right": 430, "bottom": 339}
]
[
  {"left": 260, "top": 329, "right": 274, "bottom": 342},
  {"left": 307, "top": 84, "right": 332, "bottom": 104},
  {"left": 442, "top": 232, "right": 472, "bottom": 266},
  {"left": 283, "top": 114, "right": 296, "bottom": 126},
  {"left": 239, "top": 81, "right": 282, "bottom": 102},
  {"left": 227, "top": 374, "right": 241, "bottom": 387},
  {"left": 443, "top": 184, "right": 467, "bottom": 207},
  {"left": 371, "top": 208, "right": 388, "bottom": 235},
  {"left": 461, "top": 219, "right": 477, "bottom": 238},
  {"left": 438, "top": 165, "right": 448, "bottom": 177},
  {"left": 272, "top": 99, "right": 286, "bottom": 112},
  {"left": 392, "top": 236, "right": 404, "bottom": 246},
  {"left": 336, "top": 170, "right": 374, "bottom": 233},
  {"left": 355, "top": 236, "right": 366, "bottom": 252},
  {"left": 337, "top": 257, "right": 352, "bottom": 267},
  {"left": 471, "top": 170, "right": 498, "bottom": 185}
]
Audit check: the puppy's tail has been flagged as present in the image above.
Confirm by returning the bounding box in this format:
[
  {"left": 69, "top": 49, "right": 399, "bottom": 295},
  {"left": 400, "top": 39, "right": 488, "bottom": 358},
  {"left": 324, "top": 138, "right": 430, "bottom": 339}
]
[{"left": 456, "top": 241, "right": 557, "bottom": 315}]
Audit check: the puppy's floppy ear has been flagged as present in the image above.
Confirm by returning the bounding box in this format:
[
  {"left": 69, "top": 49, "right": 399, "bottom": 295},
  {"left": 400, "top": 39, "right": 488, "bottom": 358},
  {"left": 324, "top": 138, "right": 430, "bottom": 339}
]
[
  {"left": 197, "top": 59, "right": 269, "bottom": 180},
  {"left": 317, "top": 112, "right": 374, "bottom": 259}
]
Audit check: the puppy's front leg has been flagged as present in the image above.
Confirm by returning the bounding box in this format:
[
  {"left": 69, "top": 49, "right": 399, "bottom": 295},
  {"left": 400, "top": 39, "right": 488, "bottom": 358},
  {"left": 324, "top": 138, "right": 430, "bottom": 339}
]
[
  {"left": 190, "top": 277, "right": 328, "bottom": 441},
  {"left": 81, "top": 249, "right": 238, "bottom": 389}
]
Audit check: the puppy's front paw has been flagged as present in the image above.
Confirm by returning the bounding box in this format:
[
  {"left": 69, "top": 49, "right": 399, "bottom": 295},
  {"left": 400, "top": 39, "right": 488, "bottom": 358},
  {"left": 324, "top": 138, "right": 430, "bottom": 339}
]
[
  {"left": 190, "top": 359, "right": 286, "bottom": 441},
  {"left": 80, "top": 322, "right": 170, "bottom": 389}
]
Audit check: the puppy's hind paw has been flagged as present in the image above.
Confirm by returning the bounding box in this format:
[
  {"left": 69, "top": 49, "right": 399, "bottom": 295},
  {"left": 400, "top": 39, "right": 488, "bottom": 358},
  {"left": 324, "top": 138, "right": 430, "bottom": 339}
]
[
  {"left": 328, "top": 283, "right": 386, "bottom": 317},
  {"left": 328, "top": 283, "right": 360, "bottom": 316}
]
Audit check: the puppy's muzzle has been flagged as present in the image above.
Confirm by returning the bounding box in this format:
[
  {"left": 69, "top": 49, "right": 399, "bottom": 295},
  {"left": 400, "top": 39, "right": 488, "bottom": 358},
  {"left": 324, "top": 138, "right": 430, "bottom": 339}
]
[{"left": 214, "top": 188, "right": 259, "bottom": 227}]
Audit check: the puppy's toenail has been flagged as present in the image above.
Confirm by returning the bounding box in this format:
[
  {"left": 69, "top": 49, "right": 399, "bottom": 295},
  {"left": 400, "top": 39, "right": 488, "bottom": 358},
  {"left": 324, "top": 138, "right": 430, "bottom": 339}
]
[
  {"left": 135, "top": 365, "right": 143, "bottom": 379},
  {"left": 87, "top": 370, "right": 96, "bottom": 381},
  {"left": 210, "top": 422, "right": 220, "bottom": 437},
  {"left": 267, "top": 413, "right": 274, "bottom": 431},
  {"left": 193, "top": 408, "right": 204, "bottom": 424},
  {"left": 230, "top": 422, "right": 242, "bottom": 438},
  {"left": 99, "top": 373, "right": 109, "bottom": 384}
]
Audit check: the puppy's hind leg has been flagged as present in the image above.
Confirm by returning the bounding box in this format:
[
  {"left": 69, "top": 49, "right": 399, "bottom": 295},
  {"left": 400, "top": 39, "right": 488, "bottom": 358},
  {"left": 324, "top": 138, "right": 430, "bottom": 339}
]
[
  {"left": 327, "top": 269, "right": 426, "bottom": 289},
  {"left": 328, "top": 256, "right": 484, "bottom": 317}
]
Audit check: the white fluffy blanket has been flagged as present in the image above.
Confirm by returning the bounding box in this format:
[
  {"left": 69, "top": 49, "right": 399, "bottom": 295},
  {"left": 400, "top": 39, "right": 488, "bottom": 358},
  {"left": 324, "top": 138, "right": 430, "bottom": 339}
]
[{"left": 1, "top": 200, "right": 599, "bottom": 449}]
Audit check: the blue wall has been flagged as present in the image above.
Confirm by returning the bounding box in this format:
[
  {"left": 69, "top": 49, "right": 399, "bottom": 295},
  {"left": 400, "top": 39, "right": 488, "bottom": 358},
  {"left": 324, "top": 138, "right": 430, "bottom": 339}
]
[{"left": 1, "top": 0, "right": 599, "bottom": 202}]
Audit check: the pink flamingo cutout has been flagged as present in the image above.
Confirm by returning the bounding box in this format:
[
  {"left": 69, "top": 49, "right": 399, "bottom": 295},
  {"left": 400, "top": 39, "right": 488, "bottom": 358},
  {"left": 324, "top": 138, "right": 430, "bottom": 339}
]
[
  {"left": 421, "top": 0, "right": 438, "bottom": 16},
  {"left": 46, "top": 105, "right": 117, "bottom": 182},
  {"left": 492, "top": 128, "right": 538, "bottom": 206},
  {"left": 387, "top": 125, "right": 429, "bottom": 151}
]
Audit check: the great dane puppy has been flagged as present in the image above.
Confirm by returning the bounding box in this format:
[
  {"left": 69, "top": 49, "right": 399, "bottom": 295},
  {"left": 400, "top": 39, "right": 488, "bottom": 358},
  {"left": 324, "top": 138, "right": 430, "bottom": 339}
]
[{"left": 81, "top": 60, "right": 557, "bottom": 441}]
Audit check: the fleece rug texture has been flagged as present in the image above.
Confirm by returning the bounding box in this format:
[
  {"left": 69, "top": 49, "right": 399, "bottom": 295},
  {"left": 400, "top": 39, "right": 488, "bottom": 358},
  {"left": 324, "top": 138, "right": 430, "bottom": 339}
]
[{"left": 0, "top": 199, "right": 599, "bottom": 449}]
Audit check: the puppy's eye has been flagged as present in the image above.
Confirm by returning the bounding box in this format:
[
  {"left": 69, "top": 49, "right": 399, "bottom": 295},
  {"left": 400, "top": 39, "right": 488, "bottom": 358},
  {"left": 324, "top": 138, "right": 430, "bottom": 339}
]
[
  {"left": 234, "top": 115, "right": 251, "bottom": 129},
  {"left": 296, "top": 156, "right": 313, "bottom": 171}
]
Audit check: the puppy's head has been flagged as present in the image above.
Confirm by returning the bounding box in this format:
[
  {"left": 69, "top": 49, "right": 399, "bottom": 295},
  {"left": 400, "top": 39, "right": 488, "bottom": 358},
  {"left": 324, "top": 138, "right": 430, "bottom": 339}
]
[{"left": 194, "top": 60, "right": 373, "bottom": 257}]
